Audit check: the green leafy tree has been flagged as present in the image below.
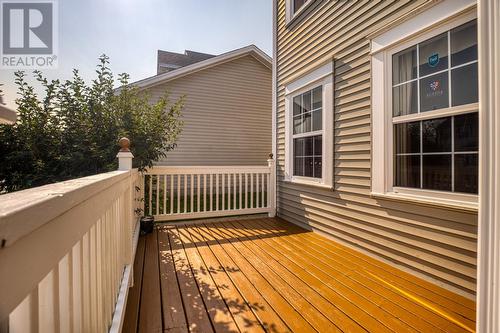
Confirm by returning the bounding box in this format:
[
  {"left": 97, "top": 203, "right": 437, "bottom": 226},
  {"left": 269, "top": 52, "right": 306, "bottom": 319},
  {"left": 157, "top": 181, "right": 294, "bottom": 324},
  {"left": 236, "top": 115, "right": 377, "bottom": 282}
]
[{"left": 0, "top": 55, "right": 184, "bottom": 193}]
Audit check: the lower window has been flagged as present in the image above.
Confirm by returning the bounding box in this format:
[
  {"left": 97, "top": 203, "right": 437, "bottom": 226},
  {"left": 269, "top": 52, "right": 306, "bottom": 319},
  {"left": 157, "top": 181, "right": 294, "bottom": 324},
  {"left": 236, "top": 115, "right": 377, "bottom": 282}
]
[
  {"left": 394, "top": 112, "right": 478, "bottom": 194},
  {"left": 293, "top": 135, "right": 322, "bottom": 178}
]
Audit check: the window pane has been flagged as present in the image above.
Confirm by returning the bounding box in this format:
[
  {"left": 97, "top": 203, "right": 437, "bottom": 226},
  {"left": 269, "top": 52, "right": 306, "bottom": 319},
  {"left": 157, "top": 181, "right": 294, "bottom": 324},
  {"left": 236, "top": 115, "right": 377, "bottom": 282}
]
[
  {"left": 451, "top": 63, "right": 478, "bottom": 106},
  {"left": 293, "top": 0, "right": 308, "bottom": 13},
  {"left": 304, "top": 157, "right": 314, "bottom": 177},
  {"left": 393, "top": 81, "right": 418, "bottom": 116},
  {"left": 312, "top": 86, "right": 322, "bottom": 109},
  {"left": 303, "top": 136, "right": 313, "bottom": 156},
  {"left": 422, "top": 117, "right": 451, "bottom": 153},
  {"left": 314, "top": 157, "right": 322, "bottom": 178},
  {"left": 294, "top": 157, "right": 304, "bottom": 176},
  {"left": 419, "top": 32, "right": 448, "bottom": 76},
  {"left": 423, "top": 154, "right": 451, "bottom": 191},
  {"left": 294, "top": 138, "right": 304, "bottom": 157},
  {"left": 312, "top": 109, "right": 322, "bottom": 131},
  {"left": 454, "top": 113, "right": 478, "bottom": 152},
  {"left": 451, "top": 20, "right": 478, "bottom": 67},
  {"left": 395, "top": 155, "right": 420, "bottom": 188},
  {"left": 302, "top": 91, "right": 311, "bottom": 112},
  {"left": 314, "top": 135, "right": 322, "bottom": 155},
  {"left": 303, "top": 112, "right": 312, "bottom": 133},
  {"left": 293, "top": 95, "right": 302, "bottom": 116},
  {"left": 293, "top": 115, "right": 302, "bottom": 134},
  {"left": 420, "top": 72, "right": 449, "bottom": 112},
  {"left": 455, "top": 154, "right": 478, "bottom": 194},
  {"left": 394, "top": 122, "right": 420, "bottom": 154},
  {"left": 392, "top": 46, "right": 417, "bottom": 85}
]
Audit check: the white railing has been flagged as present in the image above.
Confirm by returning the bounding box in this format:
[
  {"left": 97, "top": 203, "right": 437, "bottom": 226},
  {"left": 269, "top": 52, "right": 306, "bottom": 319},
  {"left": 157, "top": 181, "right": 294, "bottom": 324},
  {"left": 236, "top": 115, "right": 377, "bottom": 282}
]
[
  {"left": 0, "top": 141, "right": 143, "bottom": 333},
  {"left": 144, "top": 158, "right": 275, "bottom": 221}
]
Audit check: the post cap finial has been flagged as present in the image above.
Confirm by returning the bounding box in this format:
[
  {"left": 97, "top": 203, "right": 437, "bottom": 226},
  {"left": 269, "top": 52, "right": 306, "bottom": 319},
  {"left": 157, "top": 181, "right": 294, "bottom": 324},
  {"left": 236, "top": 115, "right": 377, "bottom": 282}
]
[
  {"left": 268, "top": 153, "right": 273, "bottom": 159},
  {"left": 118, "top": 137, "right": 131, "bottom": 152}
]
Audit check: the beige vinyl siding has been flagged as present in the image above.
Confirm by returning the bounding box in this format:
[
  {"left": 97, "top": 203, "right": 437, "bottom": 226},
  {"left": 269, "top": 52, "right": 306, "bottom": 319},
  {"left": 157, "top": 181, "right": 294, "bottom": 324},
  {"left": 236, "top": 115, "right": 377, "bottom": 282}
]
[
  {"left": 276, "top": 0, "right": 477, "bottom": 298},
  {"left": 147, "top": 55, "right": 272, "bottom": 166}
]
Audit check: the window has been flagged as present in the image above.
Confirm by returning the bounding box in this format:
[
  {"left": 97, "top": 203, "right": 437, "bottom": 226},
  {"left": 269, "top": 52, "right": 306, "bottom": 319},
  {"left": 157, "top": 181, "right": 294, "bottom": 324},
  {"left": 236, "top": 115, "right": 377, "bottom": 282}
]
[
  {"left": 393, "top": 20, "right": 478, "bottom": 194},
  {"left": 284, "top": 62, "right": 333, "bottom": 188},
  {"left": 285, "top": 0, "right": 315, "bottom": 23},
  {"left": 293, "top": 0, "right": 309, "bottom": 14},
  {"left": 293, "top": 87, "right": 323, "bottom": 178},
  {"left": 371, "top": 3, "right": 478, "bottom": 207}
]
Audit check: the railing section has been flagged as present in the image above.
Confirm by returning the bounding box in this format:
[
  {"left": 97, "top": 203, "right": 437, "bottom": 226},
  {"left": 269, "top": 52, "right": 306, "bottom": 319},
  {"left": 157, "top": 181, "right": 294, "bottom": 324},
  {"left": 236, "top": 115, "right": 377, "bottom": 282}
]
[
  {"left": 0, "top": 169, "right": 143, "bottom": 333},
  {"left": 144, "top": 164, "right": 275, "bottom": 221}
]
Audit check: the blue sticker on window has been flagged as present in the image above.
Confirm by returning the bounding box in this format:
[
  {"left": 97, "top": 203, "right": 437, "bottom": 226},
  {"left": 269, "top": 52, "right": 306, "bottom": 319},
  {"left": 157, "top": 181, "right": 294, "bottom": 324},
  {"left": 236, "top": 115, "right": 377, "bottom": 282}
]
[{"left": 428, "top": 53, "right": 439, "bottom": 67}]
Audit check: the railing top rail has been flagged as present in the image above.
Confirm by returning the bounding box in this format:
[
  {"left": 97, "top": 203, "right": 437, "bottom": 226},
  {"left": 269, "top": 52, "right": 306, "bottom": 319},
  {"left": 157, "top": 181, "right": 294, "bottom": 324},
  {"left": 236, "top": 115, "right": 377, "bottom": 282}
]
[
  {"left": 146, "top": 165, "right": 270, "bottom": 174},
  {"left": 0, "top": 169, "right": 138, "bottom": 248}
]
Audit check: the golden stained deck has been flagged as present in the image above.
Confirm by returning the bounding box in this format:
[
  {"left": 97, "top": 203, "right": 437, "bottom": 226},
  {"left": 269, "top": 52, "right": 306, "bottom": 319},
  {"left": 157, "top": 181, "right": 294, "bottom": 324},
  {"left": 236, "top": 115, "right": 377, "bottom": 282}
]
[{"left": 123, "top": 217, "right": 476, "bottom": 333}]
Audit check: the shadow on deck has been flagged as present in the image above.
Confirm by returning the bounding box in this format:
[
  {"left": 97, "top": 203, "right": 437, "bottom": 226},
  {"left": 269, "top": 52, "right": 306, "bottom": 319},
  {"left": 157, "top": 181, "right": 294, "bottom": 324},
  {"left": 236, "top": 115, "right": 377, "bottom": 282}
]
[{"left": 123, "top": 217, "right": 476, "bottom": 333}]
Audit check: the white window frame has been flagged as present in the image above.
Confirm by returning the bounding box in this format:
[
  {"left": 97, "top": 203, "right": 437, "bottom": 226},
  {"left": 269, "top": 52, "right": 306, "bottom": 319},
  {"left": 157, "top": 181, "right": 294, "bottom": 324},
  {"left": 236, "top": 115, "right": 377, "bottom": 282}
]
[
  {"left": 284, "top": 61, "right": 334, "bottom": 188},
  {"left": 285, "top": 0, "right": 315, "bottom": 24},
  {"left": 371, "top": 0, "right": 478, "bottom": 209}
]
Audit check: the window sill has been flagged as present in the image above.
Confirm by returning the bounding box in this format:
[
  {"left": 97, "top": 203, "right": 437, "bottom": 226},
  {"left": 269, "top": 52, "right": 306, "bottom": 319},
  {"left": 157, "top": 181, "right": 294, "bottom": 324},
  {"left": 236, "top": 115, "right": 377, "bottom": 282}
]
[
  {"left": 370, "top": 191, "right": 478, "bottom": 213},
  {"left": 283, "top": 177, "right": 333, "bottom": 190}
]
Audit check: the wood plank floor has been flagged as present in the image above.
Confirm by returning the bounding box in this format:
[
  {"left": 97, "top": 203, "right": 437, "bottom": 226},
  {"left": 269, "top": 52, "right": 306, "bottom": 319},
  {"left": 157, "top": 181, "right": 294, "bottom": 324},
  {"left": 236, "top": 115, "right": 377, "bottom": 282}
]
[{"left": 123, "top": 217, "right": 476, "bottom": 333}]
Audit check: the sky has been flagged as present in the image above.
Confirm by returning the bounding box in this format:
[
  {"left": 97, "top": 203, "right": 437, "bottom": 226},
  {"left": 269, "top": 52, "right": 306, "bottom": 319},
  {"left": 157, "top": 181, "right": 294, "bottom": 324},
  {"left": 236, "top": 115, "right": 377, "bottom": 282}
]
[{"left": 0, "top": 0, "right": 272, "bottom": 108}]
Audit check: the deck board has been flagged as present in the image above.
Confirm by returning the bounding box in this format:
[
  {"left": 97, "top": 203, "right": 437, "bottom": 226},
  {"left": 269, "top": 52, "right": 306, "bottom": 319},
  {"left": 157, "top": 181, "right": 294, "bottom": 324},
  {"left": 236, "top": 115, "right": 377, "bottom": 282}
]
[{"left": 123, "top": 217, "right": 476, "bottom": 333}]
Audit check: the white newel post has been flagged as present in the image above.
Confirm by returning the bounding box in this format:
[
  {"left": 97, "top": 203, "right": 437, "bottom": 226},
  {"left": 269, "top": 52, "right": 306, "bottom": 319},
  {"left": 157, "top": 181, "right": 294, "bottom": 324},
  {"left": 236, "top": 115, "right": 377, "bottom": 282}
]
[
  {"left": 268, "top": 153, "right": 276, "bottom": 218},
  {"left": 116, "top": 137, "right": 134, "bottom": 171},
  {"left": 477, "top": 0, "right": 500, "bottom": 332}
]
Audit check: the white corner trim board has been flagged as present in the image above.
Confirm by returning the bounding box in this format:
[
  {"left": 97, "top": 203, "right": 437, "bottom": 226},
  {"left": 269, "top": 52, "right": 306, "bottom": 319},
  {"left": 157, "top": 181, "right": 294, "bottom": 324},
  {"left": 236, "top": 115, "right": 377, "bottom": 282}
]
[{"left": 476, "top": 0, "right": 500, "bottom": 332}]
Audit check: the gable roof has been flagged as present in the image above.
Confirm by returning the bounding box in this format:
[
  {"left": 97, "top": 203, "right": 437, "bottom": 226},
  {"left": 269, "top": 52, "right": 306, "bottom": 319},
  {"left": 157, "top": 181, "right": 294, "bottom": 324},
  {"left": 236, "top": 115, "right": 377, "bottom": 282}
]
[{"left": 131, "top": 45, "right": 271, "bottom": 90}]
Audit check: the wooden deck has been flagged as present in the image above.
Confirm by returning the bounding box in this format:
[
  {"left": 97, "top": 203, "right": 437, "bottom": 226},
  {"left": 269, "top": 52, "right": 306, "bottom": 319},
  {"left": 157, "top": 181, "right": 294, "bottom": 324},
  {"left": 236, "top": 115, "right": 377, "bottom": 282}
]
[{"left": 123, "top": 217, "right": 476, "bottom": 333}]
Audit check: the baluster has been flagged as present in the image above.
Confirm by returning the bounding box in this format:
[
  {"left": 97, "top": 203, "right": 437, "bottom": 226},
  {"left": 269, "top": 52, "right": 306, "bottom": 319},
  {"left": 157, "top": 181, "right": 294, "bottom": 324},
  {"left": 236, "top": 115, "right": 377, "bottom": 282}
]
[
  {"left": 222, "top": 173, "right": 225, "bottom": 210},
  {"left": 203, "top": 175, "right": 207, "bottom": 212},
  {"left": 250, "top": 173, "right": 254, "bottom": 208},
  {"left": 244, "top": 173, "right": 248, "bottom": 209},
  {"left": 197, "top": 174, "right": 201, "bottom": 212},
  {"left": 183, "top": 175, "right": 187, "bottom": 213},
  {"left": 8, "top": 288, "right": 39, "bottom": 333},
  {"left": 239, "top": 174, "right": 242, "bottom": 210},
  {"left": 233, "top": 174, "right": 237, "bottom": 210},
  {"left": 227, "top": 173, "right": 230, "bottom": 210},
  {"left": 256, "top": 173, "right": 260, "bottom": 208},
  {"left": 177, "top": 175, "right": 181, "bottom": 214},
  {"left": 210, "top": 174, "right": 214, "bottom": 211},
  {"left": 216, "top": 174, "right": 219, "bottom": 211},
  {"left": 163, "top": 175, "right": 167, "bottom": 215},
  {"left": 148, "top": 175, "right": 152, "bottom": 216},
  {"left": 170, "top": 175, "right": 174, "bottom": 215},
  {"left": 72, "top": 242, "right": 82, "bottom": 333},
  {"left": 190, "top": 174, "right": 194, "bottom": 213},
  {"left": 156, "top": 175, "right": 160, "bottom": 216},
  {"left": 266, "top": 173, "right": 270, "bottom": 208}
]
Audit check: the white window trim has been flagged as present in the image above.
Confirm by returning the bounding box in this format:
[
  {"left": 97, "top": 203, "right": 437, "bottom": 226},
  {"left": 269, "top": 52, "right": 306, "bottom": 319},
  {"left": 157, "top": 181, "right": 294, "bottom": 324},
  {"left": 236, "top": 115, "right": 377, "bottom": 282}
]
[
  {"left": 285, "top": 0, "right": 315, "bottom": 24},
  {"left": 284, "top": 61, "right": 334, "bottom": 188},
  {"left": 371, "top": 0, "right": 478, "bottom": 210}
]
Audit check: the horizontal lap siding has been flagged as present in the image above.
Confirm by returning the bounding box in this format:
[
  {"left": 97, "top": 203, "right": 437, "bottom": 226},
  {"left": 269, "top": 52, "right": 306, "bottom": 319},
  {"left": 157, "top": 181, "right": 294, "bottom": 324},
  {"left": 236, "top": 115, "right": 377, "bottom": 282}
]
[
  {"left": 148, "top": 55, "right": 272, "bottom": 166},
  {"left": 276, "top": 0, "right": 478, "bottom": 298}
]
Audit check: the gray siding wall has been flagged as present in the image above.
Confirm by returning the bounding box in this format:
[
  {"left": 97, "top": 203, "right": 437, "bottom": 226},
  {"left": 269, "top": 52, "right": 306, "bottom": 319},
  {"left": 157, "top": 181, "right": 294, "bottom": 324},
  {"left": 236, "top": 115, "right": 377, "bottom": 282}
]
[
  {"left": 147, "top": 55, "right": 272, "bottom": 166},
  {"left": 276, "top": 0, "right": 477, "bottom": 298}
]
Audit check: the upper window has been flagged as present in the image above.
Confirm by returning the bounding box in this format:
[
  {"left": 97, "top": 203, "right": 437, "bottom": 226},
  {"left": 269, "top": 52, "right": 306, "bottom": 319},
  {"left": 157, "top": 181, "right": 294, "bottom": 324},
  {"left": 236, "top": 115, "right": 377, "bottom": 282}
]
[
  {"left": 392, "top": 20, "right": 478, "bottom": 195},
  {"left": 371, "top": 4, "right": 478, "bottom": 208},
  {"left": 286, "top": 0, "right": 315, "bottom": 24},
  {"left": 284, "top": 62, "right": 334, "bottom": 188},
  {"left": 293, "top": 0, "right": 309, "bottom": 14}
]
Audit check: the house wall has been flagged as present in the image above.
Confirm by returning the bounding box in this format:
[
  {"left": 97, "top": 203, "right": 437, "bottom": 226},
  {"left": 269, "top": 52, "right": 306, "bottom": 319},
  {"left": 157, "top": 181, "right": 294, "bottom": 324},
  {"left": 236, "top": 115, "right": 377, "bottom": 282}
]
[
  {"left": 146, "top": 55, "right": 272, "bottom": 166},
  {"left": 275, "top": 0, "right": 477, "bottom": 298}
]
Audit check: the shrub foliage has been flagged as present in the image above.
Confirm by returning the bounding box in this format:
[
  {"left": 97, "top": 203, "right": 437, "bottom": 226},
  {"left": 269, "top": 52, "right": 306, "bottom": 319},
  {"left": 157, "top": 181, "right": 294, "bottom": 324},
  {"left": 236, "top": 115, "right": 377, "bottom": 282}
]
[{"left": 0, "top": 55, "right": 184, "bottom": 193}]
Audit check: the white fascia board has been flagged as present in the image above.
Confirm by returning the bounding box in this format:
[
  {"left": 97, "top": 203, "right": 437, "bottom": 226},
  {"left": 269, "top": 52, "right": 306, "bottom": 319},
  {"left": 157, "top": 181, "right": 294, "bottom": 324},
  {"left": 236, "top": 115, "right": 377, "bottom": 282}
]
[{"left": 127, "top": 45, "right": 272, "bottom": 91}]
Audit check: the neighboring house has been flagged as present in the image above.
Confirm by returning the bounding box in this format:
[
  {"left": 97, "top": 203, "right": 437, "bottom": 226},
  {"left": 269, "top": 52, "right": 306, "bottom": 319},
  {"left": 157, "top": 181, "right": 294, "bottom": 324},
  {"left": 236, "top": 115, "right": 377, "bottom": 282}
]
[
  {"left": 134, "top": 45, "right": 272, "bottom": 166},
  {"left": 274, "top": 0, "right": 478, "bottom": 298},
  {"left": 0, "top": 99, "right": 16, "bottom": 124}
]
